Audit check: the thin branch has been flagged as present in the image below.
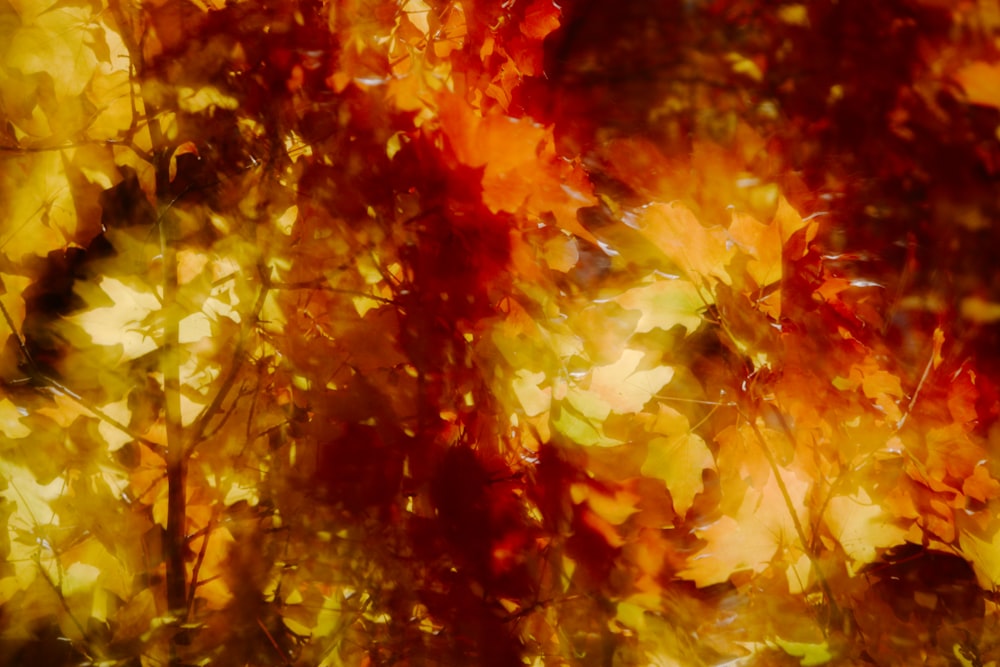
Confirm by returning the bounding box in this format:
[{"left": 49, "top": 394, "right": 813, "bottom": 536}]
[
  {"left": 187, "top": 274, "right": 270, "bottom": 450},
  {"left": 268, "top": 278, "right": 398, "bottom": 306},
  {"left": 745, "top": 414, "right": 843, "bottom": 631},
  {"left": 0, "top": 300, "right": 161, "bottom": 449},
  {"left": 896, "top": 344, "right": 935, "bottom": 431},
  {"left": 186, "top": 510, "right": 218, "bottom": 618}
]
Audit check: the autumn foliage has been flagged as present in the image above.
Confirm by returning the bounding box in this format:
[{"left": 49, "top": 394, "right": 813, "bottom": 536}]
[{"left": 1, "top": 0, "right": 999, "bottom": 665}]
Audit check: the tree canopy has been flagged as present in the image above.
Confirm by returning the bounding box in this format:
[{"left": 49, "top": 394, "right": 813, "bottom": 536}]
[{"left": 1, "top": 0, "right": 999, "bottom": 665}]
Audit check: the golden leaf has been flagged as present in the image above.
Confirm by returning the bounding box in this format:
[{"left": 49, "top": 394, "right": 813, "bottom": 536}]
[
  {"left": 615, "top": 278, "right": 706, "bottom": 335},
  {"left": 68, "top": 276, "right": 160, "bottom": 361},
  {"left": 589, "top": 349, "right": 674, "bottom": 415},
  {"left": 635, "top": 202, "right": 735, "bottom": 287},
  {"left": 680, "top": 460, "right": 810, "bottom": 587},
  {"left": 643, "top": 430, "right": 715, "bottom": 518}
]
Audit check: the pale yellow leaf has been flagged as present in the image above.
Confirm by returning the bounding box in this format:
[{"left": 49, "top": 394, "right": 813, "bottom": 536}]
[
  {"left": 615, "top": 279, "right": 706, "bottom": 335},
  {"left": 97, "top": 398, "right": 132, "bottom": 452},
  {"left": 551, "top": 401, "right": 620, "bottom": 447},
  {"left": 4, "top": 5, "right": 98, "bottom": 99},
  {"left": 729, "top": 210, "right": 782, "bottom": 287},
  {"left": 512, "top": 369, "right": 550, "bottom": 417},
  {"left": 0, "top": 398, "right": 30, "bottom": 438},
  {"left": 823, "top": 489, "right": 907, "bottom": 572},
  {"left": 960, "top": 527, "right": 1000, "bottom": 589},
  {"left": 643, "top": 432, "right": 715, "bottom": 517},
  {"left": 590, "top": 349, "right": 674, "bottom": 414},
  {"left": 68, "top": 276, "right": 160, "bottom": 360}
]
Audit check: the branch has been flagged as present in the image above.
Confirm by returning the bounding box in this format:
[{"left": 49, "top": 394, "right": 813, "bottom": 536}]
[
  {"left": 745, "top": 412, "right": 843, "bottom": 631},
  {"left": 0, "top": 301, "right": 162, "bottom": 449}
]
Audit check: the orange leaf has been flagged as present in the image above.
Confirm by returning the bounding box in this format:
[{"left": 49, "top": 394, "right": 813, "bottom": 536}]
[
  {"left": 635, "top": 202, "right": 735, "bottom": 287},
  {"left": 954, "top": 61, "right": 1000, "bottom": 109},
  {"left": 437, "top": 95, "right": 599, "bottom": 243},
  {"left": 521, "top": 0, "right": 561, "bottom": 39}
]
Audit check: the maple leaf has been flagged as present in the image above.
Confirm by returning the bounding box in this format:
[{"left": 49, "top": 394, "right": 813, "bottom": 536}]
[
  {"left": 588, "top": 348, "right": 675, "bottom": 415},
  {"left": 639, "top": 404, "right": 716, "bottom": 518},
  {"left": 615, "top": 277, "right": 706, "bottom": 335},
  {"left": 680, "top": 436, "right": 810, "bottom": 587},
  {"left": 823, "top": 488, "right": 909, "bottom": 572},
  {"left": 3, "top": 3, "right": 99, "bottom": 100},
  {"left": 633, "top": 201, "right": 735, "bottom": 288},
  {"left": 436, "top": 94, "right": 599, "bottom": 243},
  {"left": 68, "top": 276, "right": 160, "bottom": 361},
  {"left": 954, "top": 61, "right": 1000, "bottom": 110},
  {"left": 642, "top": 430, "right": 715, "bottom": 518}
]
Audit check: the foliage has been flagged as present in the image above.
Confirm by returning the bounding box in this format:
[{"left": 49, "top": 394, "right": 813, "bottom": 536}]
[{"left": 0, "top": 0, "right": 999, "bottom": 665}]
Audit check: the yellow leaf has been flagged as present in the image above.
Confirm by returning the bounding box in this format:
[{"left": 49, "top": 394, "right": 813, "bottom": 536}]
[
  {"left": 512, "top": 369, "right": 550, "bottom": 417},
  {"left": 176, "top": 85, "right": 239, "bottom": 114},
  {"left": 97, "top": 398, "right": 132, "bottom": 452},
  {"left": 589, "top": 348, "right": 674, "bottom": 414},
  {"left": 0, "top": 152, "right": 78, "bottom": 261},
  {"left": 2, "top": 461, "right": 62, "bottom": 529},
  {"left": 931, "top": 327, "right": 945, "bottom": 369},
  {"left": 3, "top": 4, "right": 98, "bottom": 99},
  {"left": 68, "top": 276, "right": 160, "bottom": 360},
  {"left": 542, "top": 234, "right": 579, "bottom": 272},
  {"left": 635, "top": 202, "right": 735, "bottom": 286},
  {"left": 615, "top": 278, "right": 706, "bottom": 335},
  {"left": 0, "top": 398, "right": 30, "bottom": 438},
  {"left": 61, "top": 562, "right": 100, "bottom": 597},
  {"left": 680, "top": 462, "right": 810, "bottom": 587},
  {"left": 823, "top": 489, "right": 907, "bottom": 572},
  {"left": 551, "top": 401, "right": 620, "bottom": 447},
  {"left": 643, "top": 431, "right": 715, "bottom": 518},
  {"left": 571, "top": 483, "right": 640, "bottom": 525},
  {"left": 960, "top": 295, "right": 1000, "bottom": 324}
]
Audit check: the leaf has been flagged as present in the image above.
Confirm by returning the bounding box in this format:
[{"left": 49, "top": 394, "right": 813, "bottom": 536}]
[
  {"left": 615, "top": 278, "right": 706, "bottom": 335},
  {"left": 437, "top": 95, "right": 599, "bottom": 243},
  {"left": 954, "top": 61, "right": 1000, "bottom": 109},
  {"left": 0, "top": 152, "right": 78, "bottom": 262},
  {"left": 589, "top": 348, "right": 674, "bottom": 414},
  {"left": 521, "top": 0, "right": 561, "bottom": 40},
  {"left": 680, "top": 456, "right": 810, "bottom": 587},
  {"left": 771, "top": 638, "right": 834, "bottom": 666},
  {"left": 3, "top": 4, "right": 99, "bottom": 99},
  {"left": 729, "top": 209, "right": 782, "bottom": 287},
  {"left": 643, "top": 431, "right": 715, "bottom": 518},
  {"left": 823, "top": 488, "right": 908, "bottom": 571},
  {"left": 960, "top": 527, "right": 1000, "bottom": 589},
  {"left": 570, "top": 482, "right": 640, "bottom": 526},
  {"left": 68, "top": 276, "right": 160, "bottom": 361},
  {"left": 0, "top": 398, "right": 31, "bottom": 438},
  {"left": 512, "top": 369, "right": 550, "bottom": 417},
  {"left": 552, "top": 398, "right": 620, "bottom": 447},
  {"left": 634, "top": 201, "right": 735, "bottom": 287}
]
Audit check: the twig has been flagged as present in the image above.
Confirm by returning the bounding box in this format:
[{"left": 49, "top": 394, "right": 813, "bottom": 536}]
[
  {"left": 0, "top": 300, "right": 161, "bottom": 449},
  {"left": 745, "top": 414, "right": 843, "bottom": 631}
]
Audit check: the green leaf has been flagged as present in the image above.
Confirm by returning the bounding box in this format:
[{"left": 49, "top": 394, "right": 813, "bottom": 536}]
[{"left": 772, "top": 638, "right": 834, "bottom": 666}]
